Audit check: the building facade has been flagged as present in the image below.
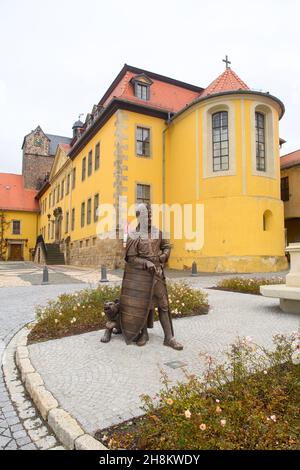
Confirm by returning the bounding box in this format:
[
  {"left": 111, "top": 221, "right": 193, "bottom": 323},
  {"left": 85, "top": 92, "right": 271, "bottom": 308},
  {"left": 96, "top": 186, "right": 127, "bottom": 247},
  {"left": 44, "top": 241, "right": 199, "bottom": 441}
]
[
  {"left": 0, "top": 174, "right": 39, "bottom": 261},
  {"left": 280, "top": 150, "right": 300, "bottom": 245},
  {"left": 0, "top": 63, "right": 289, "bottom": 271}
]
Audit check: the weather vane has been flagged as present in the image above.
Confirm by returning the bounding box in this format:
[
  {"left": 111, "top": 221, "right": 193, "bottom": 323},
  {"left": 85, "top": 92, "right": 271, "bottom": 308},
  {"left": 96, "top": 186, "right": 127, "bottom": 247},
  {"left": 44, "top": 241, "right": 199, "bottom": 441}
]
[
  {"left": 78, "top": 113, "right": 84, "bottom": 121},
  {"left": 222, "top": 55, "right": 231, "bottom": 69}
]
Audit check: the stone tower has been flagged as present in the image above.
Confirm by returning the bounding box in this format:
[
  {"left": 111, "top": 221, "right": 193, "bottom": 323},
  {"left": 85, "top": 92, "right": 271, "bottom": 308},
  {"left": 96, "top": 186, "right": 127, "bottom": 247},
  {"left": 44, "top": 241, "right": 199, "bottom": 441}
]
[{"left": 22, "top": 126, "right": 71, "bottom": 189}]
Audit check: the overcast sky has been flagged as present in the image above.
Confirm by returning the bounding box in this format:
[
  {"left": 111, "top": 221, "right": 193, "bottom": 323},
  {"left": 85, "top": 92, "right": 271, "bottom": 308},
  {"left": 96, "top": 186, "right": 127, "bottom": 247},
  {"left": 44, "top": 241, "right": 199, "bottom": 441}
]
[{"left": 1, "top": 0, "right": 299, "bottom": 174}]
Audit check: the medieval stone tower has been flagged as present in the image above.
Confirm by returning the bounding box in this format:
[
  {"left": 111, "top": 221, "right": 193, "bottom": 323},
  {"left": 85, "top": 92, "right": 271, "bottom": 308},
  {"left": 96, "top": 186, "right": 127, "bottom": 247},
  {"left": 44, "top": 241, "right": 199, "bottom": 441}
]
[{"left": 22, "top": 125, "right": 71, "bottom": 189}]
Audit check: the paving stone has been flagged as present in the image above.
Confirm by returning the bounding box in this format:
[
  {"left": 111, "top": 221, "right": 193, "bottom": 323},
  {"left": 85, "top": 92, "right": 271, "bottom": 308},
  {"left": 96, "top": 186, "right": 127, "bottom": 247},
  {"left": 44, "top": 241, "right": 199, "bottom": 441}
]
[
  {"left": 5, "top": 416, "right": 19, "bottom": 426},
  {"left": 12, "top": 430, "right": 27, "bottom": 439},
  {"left": 10, "top": 423, "right": 23, "bottom": 432},
  {"left": 48, "top": 408, "right": 84, "bottom": 450},
  {"left": 19, "top": 443, "right": 37, "bottom": 450},
  {"left": 23, "top": 417, "right": 43, "bottom": 431},
  {"left": 0, "top": 435, "right": 11, "bottom": 447},
  {"left": 28, "top": 426, "right": 48, "bottom": 442},
  {"left": 31, "top": 386, "right": 58, "bottom": 420},
  {"left": 19, "top": 407, "right": 36, "bottom": 420},
  {"left": 75, "top": 434, "right": 107, "bottom": 450},
  {"left": 16, "top": 435, "right": 31, "bottom": 446},
  {"left": 5, "top": 440, "right": 18, "bottom": 450},
  {"left": 35, "top": 435, "right": 57, "bottom": 450}
]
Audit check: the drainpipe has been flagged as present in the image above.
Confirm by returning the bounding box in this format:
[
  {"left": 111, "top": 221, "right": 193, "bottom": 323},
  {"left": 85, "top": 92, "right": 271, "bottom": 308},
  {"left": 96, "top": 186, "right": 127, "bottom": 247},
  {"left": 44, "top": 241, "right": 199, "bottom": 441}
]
[{"left": 162, "top": 113, "right": 172, "bottom": 233}]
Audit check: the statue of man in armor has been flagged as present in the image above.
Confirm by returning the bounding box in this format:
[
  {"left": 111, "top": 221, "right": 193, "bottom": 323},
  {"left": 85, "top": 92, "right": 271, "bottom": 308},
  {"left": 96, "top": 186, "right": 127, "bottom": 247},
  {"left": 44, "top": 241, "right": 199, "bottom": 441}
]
[{"left": 119, "top": 203, "right": 183, "bottom": 350}]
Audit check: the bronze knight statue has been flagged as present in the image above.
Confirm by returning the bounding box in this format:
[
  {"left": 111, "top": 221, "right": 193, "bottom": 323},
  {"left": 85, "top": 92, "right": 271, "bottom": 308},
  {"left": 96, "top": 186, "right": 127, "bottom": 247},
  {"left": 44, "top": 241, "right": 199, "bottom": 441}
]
[{"left": 119, "top": 203, "right": 183, "bottom": 350}]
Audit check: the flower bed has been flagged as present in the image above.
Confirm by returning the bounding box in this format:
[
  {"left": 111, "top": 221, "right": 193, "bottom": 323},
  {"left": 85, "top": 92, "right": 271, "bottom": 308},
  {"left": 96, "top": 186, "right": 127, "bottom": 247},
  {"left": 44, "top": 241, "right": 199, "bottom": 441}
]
[
  {"left": 27, "top": 282, "right": 208, "bottom": 344},
  {"left": 95, "top": 332, "right": 300, "bottom": 450},
  {"left": 214, "top": 276, "right": 285, "bottom": 295}
]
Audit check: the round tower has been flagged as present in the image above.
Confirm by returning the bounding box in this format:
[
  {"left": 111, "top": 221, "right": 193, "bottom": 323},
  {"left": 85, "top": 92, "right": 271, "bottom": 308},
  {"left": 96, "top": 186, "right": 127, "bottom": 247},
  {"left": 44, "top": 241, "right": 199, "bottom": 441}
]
[{"left": 166, "top": 65, "right": 287, "bottom": 272}]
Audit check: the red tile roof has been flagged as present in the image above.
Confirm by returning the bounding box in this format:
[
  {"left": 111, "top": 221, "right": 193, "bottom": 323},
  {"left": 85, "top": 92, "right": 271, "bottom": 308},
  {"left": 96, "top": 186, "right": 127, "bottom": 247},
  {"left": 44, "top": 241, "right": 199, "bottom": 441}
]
[
  {"left": 0, "top": 174, "right": 39, "bottom": 212},
  {"left": 280, "top": 149, "right": 300, "bottom": 169},
  {"left": 102, "top": 70, "right": 201, "bottom": 113},
  {"left": 201, "top": 68, "right": 250, "bottom": 97},
  {"left": 58, "top": 143, "right": 71, "bottom": 153}
]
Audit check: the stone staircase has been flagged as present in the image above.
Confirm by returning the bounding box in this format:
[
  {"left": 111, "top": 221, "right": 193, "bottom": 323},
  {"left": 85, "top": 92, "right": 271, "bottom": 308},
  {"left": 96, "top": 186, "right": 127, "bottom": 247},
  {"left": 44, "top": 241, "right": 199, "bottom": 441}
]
[{"left": 45, "top": 243, "right": 65, "bottom": 265}]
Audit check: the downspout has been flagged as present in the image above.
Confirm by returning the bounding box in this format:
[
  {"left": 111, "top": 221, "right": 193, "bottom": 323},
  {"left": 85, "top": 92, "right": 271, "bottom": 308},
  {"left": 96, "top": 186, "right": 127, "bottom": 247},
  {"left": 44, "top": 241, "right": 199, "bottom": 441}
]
[{"left": 162, "top": 113, "right": 172, "bottom": 233}]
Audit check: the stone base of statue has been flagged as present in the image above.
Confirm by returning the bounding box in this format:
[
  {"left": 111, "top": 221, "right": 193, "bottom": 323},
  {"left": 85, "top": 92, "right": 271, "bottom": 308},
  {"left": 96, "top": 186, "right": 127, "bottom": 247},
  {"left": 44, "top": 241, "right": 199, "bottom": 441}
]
[{"left": 260, "top": 243, "right": 300, "bottom": 314}]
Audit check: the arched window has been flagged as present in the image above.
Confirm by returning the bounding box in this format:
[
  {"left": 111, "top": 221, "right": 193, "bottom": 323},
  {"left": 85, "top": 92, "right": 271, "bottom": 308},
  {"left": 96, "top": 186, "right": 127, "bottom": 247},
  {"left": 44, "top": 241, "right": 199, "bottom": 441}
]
[
  {"left": 212, "top": 111, "right": 229, "bottom": 172},
  {"left": 255, "top": 112, "right": 266, "bottom": 171}
]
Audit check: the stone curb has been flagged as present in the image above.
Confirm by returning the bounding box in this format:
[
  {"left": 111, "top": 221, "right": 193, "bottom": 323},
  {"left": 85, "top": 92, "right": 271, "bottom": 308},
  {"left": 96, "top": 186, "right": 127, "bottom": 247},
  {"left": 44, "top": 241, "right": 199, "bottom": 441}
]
[{"left": 15, "top": 326, "right": 107, "bottom": 451}]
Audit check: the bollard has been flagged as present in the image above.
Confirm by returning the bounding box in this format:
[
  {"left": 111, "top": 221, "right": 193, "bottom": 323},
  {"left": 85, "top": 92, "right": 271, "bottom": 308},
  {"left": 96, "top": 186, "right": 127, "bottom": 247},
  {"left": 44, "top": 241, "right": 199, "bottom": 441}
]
[
  {"left": 191, "top": 261, "right": 198, "bottom": 277},
  {"left": 42, "top": 265, "right": 49, "bottom": 284},
  {"left": 100, "top": 265, "right": 108, "bottom": 283}
]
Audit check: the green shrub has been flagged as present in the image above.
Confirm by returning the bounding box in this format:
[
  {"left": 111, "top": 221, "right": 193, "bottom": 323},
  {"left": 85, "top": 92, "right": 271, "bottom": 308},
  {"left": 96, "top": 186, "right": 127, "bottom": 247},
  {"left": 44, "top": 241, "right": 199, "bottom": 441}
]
[
  {"left": 98, "top": 332, "right": 300, "bottom": 450},
  {"left": 28, "top": 281, "right": 208, "bottom": 344},
  {"left": 216, "top": 276, "right": 285, "bottom": 295}
]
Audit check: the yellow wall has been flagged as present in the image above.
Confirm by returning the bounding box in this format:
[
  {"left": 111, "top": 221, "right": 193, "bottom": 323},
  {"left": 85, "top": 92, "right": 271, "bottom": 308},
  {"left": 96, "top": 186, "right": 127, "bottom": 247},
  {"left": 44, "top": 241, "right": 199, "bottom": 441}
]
[
  {"left": 281, "top": 166, "right": 300, "bottom": 219},
  {"left": 166, "top": 94, "right": 287, "bottom": 272},
  {"left": 2, "top": 210, "right": 38, "bottom": 261},
  {"left": 38, "top": 114, "right": 116, "bottom": 244},
  {"left": 125, "top": 110, "right": 165, "bottom": 208}
]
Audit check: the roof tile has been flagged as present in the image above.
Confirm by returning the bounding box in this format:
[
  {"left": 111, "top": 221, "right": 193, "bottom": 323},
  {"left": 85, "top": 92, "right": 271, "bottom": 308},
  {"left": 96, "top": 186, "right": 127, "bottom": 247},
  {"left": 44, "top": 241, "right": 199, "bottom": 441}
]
[
  {"left": 201, "top": 68, "right": 250, "bottom": 97},
  {"left": 0, "top": 174, "right": 39, "bottom": 212},
  {"left": 280, "top": 149, "right": 300, "bottom": 169}
]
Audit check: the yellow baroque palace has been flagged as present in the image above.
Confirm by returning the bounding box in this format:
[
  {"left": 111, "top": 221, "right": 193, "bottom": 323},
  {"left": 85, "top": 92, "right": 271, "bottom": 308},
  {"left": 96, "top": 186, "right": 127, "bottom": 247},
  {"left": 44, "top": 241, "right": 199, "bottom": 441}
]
[{"left": 0, "top": 63, "right": 289, "bottom": 272}]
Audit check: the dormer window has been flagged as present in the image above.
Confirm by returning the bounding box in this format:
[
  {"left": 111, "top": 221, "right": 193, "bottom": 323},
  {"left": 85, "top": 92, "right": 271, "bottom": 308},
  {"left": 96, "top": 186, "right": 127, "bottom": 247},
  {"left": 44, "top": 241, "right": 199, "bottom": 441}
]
[
  {"left": 131, "top": 74, "right": 153, "bottom": 101},
  {"left": 136, "top": 83, "right": 149, "bottom": 100}
]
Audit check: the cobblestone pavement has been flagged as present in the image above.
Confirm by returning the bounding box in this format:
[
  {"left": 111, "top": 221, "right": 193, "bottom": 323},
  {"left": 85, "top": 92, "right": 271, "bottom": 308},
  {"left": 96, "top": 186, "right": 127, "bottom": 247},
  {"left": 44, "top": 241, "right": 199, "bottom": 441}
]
[
  {"left": 28, "top": 288, "right": 299, "bottom": 435},
  {"left": 0, "top": 262, "right": 84, "bottom": 287},
  {"left": 0, "top": 265, "right": 86, "bottom": 450}
]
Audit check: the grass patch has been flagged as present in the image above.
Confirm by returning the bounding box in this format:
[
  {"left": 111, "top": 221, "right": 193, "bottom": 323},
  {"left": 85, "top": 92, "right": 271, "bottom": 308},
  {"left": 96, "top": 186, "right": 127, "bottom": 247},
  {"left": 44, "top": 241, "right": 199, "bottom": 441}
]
[
  {"left": 28, "top": 281, "right": 209, "bottom": 344},
  {"left": 96, "top": 332, "right": 300, "bottom": 450},
  {"left": 214, "top": 276, "right": 285, "bottom": 295}
]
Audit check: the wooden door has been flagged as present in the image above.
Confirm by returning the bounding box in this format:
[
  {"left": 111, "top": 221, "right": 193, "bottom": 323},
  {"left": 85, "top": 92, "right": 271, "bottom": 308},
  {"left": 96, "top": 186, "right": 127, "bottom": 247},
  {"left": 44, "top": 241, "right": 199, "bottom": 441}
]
[{"left": 9, "top": 244, "right": 23, "bottom": 261}]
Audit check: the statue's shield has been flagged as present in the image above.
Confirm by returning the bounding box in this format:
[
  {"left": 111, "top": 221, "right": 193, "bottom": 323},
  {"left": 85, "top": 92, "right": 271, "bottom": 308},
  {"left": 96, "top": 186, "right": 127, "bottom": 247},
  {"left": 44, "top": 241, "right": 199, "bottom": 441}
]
[{"left": 120, "top": 263, "right": 154, "bottom": 344}]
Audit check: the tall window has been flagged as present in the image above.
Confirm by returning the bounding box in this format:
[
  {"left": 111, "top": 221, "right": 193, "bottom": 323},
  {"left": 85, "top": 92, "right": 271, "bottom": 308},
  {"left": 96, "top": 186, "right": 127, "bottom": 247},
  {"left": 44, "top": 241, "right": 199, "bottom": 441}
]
[
  {"left": 136, "top": 184, "right": 151, "bottom": 204},
  {"left": 56, "top": 186, "right": 60, "bottom": 203},
  {"left": 65, "top": 211, "right": 69, "bottom": 233},
  {"left": 95, "top": 143, "right": 100, "bottom": 170},
  {"left": 87, "top": 198, "right": 92, "bottom": 224},
  {"left": 12, "top": 220, "right": 21, "bottom": 235},
  {"left": 61, "top": 180, "right": 64, "bottom": 199},
  {"left": 66, "top": 174, "right": 70, "bottom": 194},
  {"left": 212, "top": 111, "right": 229, "bottom": 171},
  {"left": 136, "top": 83, "right": 149, "bottom": 100},
  {"left": 281, "top": 176, "right": 289, "bottom": 202},
  {"left": 82, "top": 157, "right": 86, "bottom": 181},
  {"left": 71, "top": 208, "right": 75, "bottom": 231},
  {"left": 88, "top": 151, "right": 93, "bottom": 177},
  {"left": 81, "top": 202, "right": 85, "bottom": 227},
  {"left": 94, "top": 193, "right": 99, "bottom": 222},
  {"left": 72, "top": 168, "right": 76, "bottom": 190},
  {"left": 256, "top": 112, "right": 266, "bottom": 171},
  {"left": 49, "top": 193, "right": 51, "bottom": 209},
  {"left": 136, "top": 126, "right": 150, "bottom": 157}
]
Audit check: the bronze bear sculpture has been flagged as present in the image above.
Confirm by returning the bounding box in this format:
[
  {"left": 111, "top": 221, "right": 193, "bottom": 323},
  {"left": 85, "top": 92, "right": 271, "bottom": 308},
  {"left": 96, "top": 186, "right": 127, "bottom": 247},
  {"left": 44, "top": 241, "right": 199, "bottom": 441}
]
[
  {"left": 100, "top": 298, "right": 154, "bottom": 344},
  {"left": 100, "top": 299, "right": 122, "bottom": 343}
]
